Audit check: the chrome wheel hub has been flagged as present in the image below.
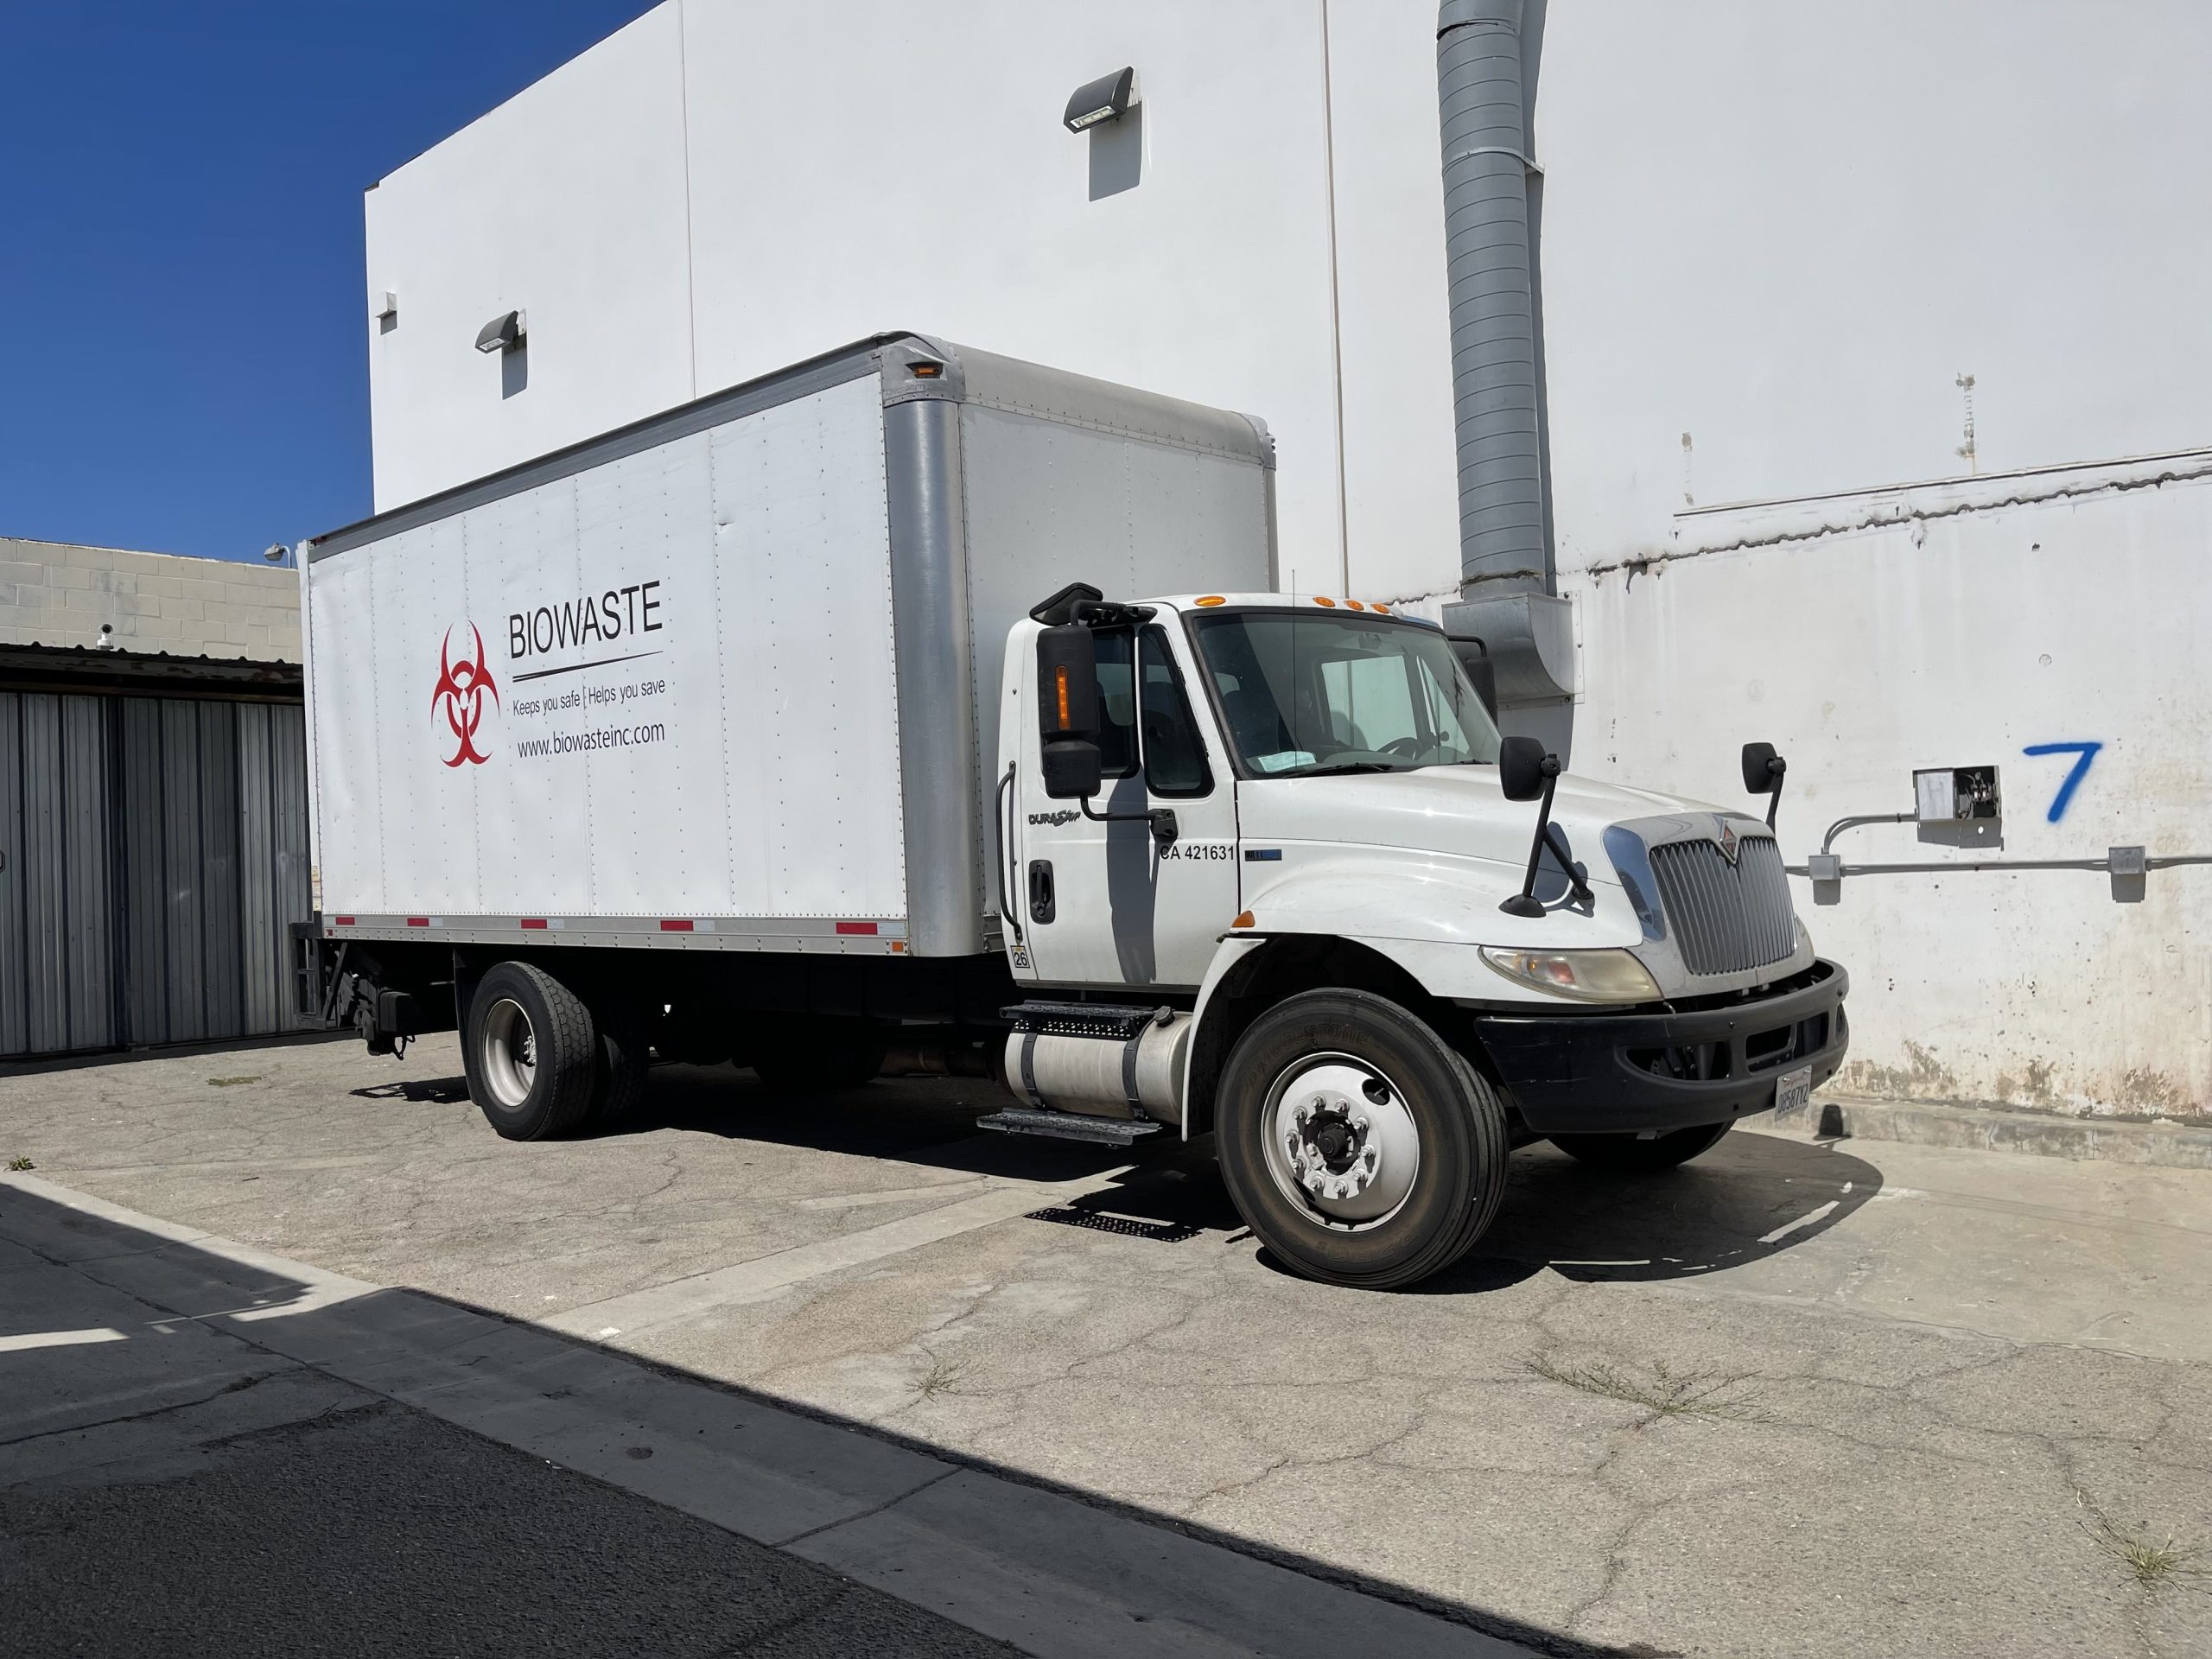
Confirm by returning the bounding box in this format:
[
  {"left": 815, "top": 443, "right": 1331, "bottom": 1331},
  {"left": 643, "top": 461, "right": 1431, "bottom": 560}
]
[
  {"left": 480, "top": 997, "right": 537, "bottom": 1109},
  {"left": 1262, "top": 1055, "right": 1420, "bottom": 1230}
]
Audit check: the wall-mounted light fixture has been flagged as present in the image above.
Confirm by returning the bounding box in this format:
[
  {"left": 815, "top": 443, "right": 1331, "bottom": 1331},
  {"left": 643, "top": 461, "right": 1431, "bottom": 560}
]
[
  {"left": 475, "top": 310, "right": 526, "bottom": 354},
  {"left": 1063, "top": 67, "right": 1134, "bottom": 132}
]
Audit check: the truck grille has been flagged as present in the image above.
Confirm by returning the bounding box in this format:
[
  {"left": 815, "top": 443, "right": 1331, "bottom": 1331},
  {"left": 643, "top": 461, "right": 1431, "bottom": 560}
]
[{"left": 1648, "top": 834, "right": 1796, "bottom": 976}]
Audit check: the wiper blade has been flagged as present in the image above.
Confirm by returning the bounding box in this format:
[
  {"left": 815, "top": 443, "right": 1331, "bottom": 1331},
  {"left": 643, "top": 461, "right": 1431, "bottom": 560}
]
[{"left": 1296, "top": 761, "right": 1399, "bottom": 776}]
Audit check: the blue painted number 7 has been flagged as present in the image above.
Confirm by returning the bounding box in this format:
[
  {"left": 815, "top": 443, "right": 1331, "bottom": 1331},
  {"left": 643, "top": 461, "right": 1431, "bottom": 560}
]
[{"left": 2021, "top": 741, "right": 2103, "bottom": 823}]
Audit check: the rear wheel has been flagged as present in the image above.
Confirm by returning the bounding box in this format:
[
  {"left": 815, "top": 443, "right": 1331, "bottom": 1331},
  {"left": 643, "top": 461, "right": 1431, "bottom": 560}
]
[
  {"left": 583, "top": 998, "right": 652, "bottom": 1130},
  {"left": 1215, "top": 989, "right": 1508, "bottom": 1289},
  {"left": 1547, "top": 1122, "right": 1732, "bottom": 1171},
  {"left": 462, "top": 962, "right": 598, "bottom": 1141}
]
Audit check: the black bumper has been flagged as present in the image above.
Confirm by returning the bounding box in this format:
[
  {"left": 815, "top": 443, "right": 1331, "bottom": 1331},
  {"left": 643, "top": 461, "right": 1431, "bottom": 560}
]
[{"left": 1470, "top": 960, "right": 1849, "bottom": 1135}]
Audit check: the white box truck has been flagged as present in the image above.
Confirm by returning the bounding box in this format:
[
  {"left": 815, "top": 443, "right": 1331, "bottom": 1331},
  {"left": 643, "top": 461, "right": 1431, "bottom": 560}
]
[{"left": 301, "top": 334, "right": 1847, "bottom": 1288}]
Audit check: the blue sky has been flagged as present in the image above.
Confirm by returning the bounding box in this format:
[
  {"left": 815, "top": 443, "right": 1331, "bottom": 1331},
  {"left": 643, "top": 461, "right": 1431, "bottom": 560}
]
[{"left": 1, "top": 1, "right": 655, "bottom": 563}]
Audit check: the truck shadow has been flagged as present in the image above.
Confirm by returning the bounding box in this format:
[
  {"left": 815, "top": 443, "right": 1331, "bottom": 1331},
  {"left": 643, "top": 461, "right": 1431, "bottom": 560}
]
[
  {"left": 1419, "top": 1128, "right": 1887, "bottom": 1294},
  {"left": 626, "top": 1066, "right": 1884, "bottom": 1291}
]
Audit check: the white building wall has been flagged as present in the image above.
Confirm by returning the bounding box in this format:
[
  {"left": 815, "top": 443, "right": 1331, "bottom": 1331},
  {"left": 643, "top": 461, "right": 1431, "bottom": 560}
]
[
  {"left": 361, "top": 0, "right": 2212, "bottom": 1118},
  {"left": 365, "top": 5, "right": 696, "bottom": 507}
]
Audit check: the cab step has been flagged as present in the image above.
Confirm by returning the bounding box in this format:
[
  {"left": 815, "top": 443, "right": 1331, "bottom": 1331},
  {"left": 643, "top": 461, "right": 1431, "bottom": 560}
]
[
  {"left": 976, "top": 1108, "right": 1164, "bottom": 1147},
  {"left": 1001, "top": 1001, "right": 1176, "bottom": 1039}
]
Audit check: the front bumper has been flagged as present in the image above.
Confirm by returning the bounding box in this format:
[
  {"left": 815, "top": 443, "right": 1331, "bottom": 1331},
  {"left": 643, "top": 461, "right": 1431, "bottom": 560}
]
[{"left": 1470, "top": 959, "right": 1849, "bottom": 1135}]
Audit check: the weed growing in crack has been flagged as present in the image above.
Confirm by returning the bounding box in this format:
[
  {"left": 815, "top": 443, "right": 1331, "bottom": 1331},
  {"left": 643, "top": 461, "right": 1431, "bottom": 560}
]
[
  {"left": 1525, "top": 1353, "right": 1772, "bottom": 1426},
  {"left": 5, "top": 1156, "right": 31, "bottom": 1172},
  {"left": 207, "top": 1076, "right": 262, "bottom": 1088},
  {"left": 915, "top": 1352, "right": 972, "bottom": 1401},
  {"left": 2079, "top": 1497, "right": 2210, "bottom": 1592}
]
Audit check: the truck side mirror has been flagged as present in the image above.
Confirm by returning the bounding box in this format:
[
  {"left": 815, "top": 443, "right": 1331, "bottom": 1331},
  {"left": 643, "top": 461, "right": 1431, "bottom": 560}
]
[
  {"left": 1741, "top": 741, "right": 1786, "bottom": 830},
  {"left": 1498, "top": 735, "right": 1550, "bottom": 803},
  {"left": 1741, "top": 742, "right": 1785, "bottom": 795},
  {"left": 1497, "top": 737, "right": 1587, "bottom": 917},
  {"left": 1040, "top": 739, "right": 1103, "bottom": 799},
  {"left": 1037, "top": 625, "right": 1103, "bottom": 800},
  {"left": 1448, "top": 637, "right": 1500, "bottom": 723}
]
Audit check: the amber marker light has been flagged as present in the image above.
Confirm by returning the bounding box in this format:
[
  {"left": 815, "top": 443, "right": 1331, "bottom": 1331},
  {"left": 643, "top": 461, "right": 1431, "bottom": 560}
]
[
  {"left": 1344, "top": 599, "right": 1366, "bottom": 611},
  {"left": 1313, "top": 595, "right": 1337, "bottom": 607},
  {"left": 1194, "top": 595, "right": 1226, "bottom": 607},
  {"left": 1371, "top": 601, "right": 1391, "bottom": 613},
  {"left": 1054, "top": 665, "right": 1071, "bottom": 728},
  {"left": 1230, "top": 910, "right": 1255, "bottom": 930}
]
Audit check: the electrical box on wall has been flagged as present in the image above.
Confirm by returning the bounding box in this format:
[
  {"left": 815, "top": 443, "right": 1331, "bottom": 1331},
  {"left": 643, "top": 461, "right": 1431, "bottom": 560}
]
[{"left": 1915, "top": 765, "right": 2002, "bottom": 849}]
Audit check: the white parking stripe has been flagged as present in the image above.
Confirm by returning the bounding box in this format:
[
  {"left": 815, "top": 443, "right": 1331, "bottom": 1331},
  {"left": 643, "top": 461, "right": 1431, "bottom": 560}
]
[
  {"left": 0, "top": 1325, "right": 126, "bottom": 1353},
  {"left": 547, "top": 1175, "right": 1123, "bottom": 1339}
]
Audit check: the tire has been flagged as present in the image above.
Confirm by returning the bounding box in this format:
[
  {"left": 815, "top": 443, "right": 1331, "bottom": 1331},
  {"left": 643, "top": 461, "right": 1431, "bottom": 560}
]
[
  {"left": 1215, "top": 989, "right": 1509, "bottom": 1290},
  {"left": 1547, "top": 1122, "right": 1733, "bottom": 1171},
  {"left": 751, "top": 1019, "right": 887, "bottom": 1095},
  {"left": 583, "top": 998, "right": 652, "bottom": 1131},
  {"left": 461, "top": 962, "right": 599, "bottom": 1141}
]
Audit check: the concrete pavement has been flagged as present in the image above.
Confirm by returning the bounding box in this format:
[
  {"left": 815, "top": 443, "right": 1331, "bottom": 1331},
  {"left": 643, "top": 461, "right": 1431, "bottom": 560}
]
[{"left": 3, "top": 1034, "right": 2210, "bottom": 1657}]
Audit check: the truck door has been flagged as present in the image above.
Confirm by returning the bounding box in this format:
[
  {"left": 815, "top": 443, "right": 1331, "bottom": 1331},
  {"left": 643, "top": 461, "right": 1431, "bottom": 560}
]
[{"left": 1014, "top": 622, "right": 1239, "bottom": 991}]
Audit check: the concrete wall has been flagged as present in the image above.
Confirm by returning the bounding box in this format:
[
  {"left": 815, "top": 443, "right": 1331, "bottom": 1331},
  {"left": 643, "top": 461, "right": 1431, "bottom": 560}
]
[
  {"left": 359, "top": 0, "right": 2212, "bottom": 1117},
  {"left": 0, "top": 537, "right": 302, "bottom": 663}
]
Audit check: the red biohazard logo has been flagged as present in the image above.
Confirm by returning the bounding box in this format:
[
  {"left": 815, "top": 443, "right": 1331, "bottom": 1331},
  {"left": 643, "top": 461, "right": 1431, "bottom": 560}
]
[{"left": 431, "top": 624, "right": 499, "bottom": 766}]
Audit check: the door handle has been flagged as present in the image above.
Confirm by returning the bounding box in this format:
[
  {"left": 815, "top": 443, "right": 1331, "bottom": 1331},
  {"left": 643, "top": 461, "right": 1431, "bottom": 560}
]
[
  {"left": 995, "top": 766, "right": 1022, "bottom": 943},
  {"left": 1027, "top": 859, "right": 1057, "bottom": 925}
]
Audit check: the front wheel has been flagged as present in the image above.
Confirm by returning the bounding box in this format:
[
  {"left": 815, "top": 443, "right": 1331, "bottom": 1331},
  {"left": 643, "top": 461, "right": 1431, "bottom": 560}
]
[
  {"left": 1547, "top": 1121, "right": 1732, "bottom": 1171},
  {"left": 1216, "top": 990, "right": 1509, "bottom": 1290}
]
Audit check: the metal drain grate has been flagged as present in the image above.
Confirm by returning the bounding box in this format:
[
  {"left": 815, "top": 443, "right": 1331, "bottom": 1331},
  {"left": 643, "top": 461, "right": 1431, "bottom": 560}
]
[{"left": 1024, "top": 1206, "right": 1201, "bottom": 1243}]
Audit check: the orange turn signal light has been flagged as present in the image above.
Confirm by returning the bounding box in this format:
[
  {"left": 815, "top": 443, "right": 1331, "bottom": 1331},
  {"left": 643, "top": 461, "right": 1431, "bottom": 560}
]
[{"left": 1230, "top": 911, "right": 1255, "bottom": 930}]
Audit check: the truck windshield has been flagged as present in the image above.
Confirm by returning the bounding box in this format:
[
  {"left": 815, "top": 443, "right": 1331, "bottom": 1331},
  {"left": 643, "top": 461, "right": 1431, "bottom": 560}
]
[{"left": 1187, "top": 610, "right": 1503, "bottom": 777}]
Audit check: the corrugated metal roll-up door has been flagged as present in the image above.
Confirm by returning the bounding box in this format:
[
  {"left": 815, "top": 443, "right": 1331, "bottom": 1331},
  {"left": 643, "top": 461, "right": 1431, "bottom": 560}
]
[{"left": 0, "top": 690, "right": 314, "bottom": 1059}]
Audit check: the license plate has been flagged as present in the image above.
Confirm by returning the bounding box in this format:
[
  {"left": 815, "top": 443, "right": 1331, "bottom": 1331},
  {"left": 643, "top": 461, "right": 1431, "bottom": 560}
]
[{"left": 1775, "top": 1064, "right": 1814, "bottom": 1116}]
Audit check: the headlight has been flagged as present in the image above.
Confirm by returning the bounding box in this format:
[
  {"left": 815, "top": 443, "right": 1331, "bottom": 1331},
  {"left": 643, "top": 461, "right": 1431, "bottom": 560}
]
[{"left": 1479, "top": 946, "right": 1662, "bottom": 1003}]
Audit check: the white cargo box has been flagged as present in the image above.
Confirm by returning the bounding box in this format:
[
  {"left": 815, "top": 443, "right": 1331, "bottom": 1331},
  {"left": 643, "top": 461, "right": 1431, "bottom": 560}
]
[{"left": 302, "top": 334, "right": 1274, "bottom": 958}]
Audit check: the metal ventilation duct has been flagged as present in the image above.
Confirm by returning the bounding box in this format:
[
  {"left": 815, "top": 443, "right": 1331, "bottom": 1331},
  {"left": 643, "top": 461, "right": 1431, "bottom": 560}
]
[{"left": 1437, "top": 0, "right": 1573, "bottom": 715}]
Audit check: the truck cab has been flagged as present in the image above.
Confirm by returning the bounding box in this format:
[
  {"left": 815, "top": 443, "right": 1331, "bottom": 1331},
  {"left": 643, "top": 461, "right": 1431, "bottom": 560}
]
[{"left": 995, "top": 585, "right": 1848, "bottom": 1287}]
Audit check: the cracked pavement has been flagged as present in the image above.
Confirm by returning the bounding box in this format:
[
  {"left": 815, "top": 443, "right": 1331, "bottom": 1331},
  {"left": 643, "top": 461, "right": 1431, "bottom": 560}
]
[{"left": 3, "top": 1033, "right": 2209, "bottom": 1658}]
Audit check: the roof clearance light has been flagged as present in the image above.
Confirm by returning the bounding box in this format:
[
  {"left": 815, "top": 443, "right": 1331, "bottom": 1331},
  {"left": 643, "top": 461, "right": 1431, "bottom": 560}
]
[
  {"left": 910, "top": 360, "right": 944, "bottom": 378},
  {"left": 1344, "top": 600, "right": 1366, "bottom": 611},
  {"left": 1372, "top": 602, "right": 1391, "bottom": 613},
  {"left": 1313, "top": 596, "right": 1337, "bottom": 607},
  {"left": 1195, "top": 595, "right": 1226, "bottom": 607}
]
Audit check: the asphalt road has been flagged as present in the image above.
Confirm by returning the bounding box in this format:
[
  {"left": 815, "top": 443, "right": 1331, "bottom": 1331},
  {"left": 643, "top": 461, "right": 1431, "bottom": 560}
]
[{"left": 3, "top": 1397, "right": 1008, "bottom": 1659}]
